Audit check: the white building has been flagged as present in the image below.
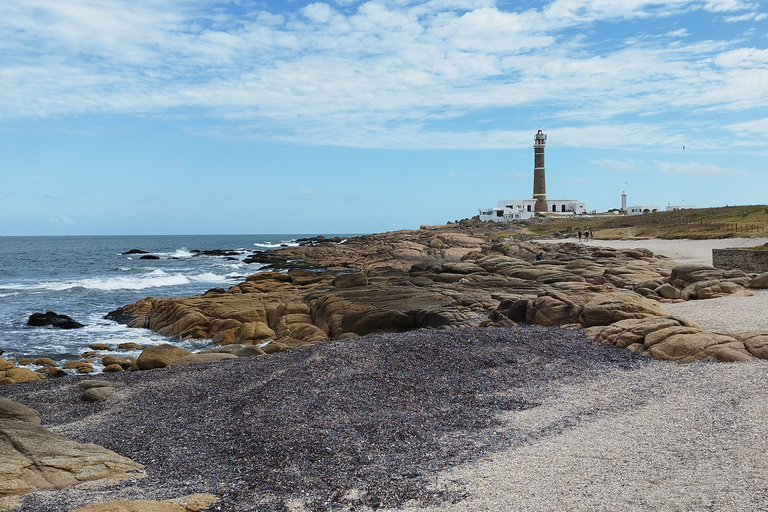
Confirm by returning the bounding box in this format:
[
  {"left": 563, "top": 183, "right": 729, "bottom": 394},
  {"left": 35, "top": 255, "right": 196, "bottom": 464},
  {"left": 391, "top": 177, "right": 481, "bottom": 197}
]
[
  {"left": 627, "top": 202, "right": 660, "bottom": 215},
  {"left": 479, "top": 198, "right": 587, "bottom": 222},
  {"left": 665, "top": 201, "right": 696, "bottom": 211}
]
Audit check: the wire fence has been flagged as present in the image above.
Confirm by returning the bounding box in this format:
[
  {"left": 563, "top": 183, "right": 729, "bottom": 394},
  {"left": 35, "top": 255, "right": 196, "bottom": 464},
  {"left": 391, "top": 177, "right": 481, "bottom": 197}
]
[{"left": 602, "top": 216, "right": 768, "bottom": 234}]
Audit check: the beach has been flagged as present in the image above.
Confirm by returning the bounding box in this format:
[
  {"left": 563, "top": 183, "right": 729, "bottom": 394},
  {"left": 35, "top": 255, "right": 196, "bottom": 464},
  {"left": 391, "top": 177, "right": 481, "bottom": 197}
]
[{"left": 3, "top": 236, "right": 768, "bottom": 510}]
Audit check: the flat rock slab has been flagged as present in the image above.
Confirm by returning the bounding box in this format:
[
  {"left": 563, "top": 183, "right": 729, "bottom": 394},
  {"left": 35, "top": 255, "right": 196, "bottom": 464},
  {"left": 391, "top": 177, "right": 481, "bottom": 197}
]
[{"left": 0, "top": 411, "right": 144, "bottom": 509}]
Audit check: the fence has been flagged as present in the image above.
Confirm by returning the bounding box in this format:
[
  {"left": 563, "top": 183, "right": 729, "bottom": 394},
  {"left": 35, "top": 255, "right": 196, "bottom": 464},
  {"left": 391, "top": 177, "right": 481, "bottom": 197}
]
[{"left": 602, "top": 216, "right": 768, "bottom": 234}]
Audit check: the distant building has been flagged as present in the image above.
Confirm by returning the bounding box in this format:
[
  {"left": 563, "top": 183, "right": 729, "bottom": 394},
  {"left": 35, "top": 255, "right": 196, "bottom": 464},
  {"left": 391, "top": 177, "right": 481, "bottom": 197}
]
[
  {"left": 479, "top": 130, "right": 586, "bottom": 222},
  {"left": 480, "top": 199, "right": 586, "bottom": 221},
  {"left": 666, "top": 201, "right": 696, "bottom": 211},
  {"left": 627, "top": 202, "right": 660, "bottom": 215}
]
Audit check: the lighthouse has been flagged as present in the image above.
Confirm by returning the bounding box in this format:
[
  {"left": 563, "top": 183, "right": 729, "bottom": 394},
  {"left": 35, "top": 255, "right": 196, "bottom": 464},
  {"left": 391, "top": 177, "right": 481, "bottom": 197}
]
[{"left": 533, "top": 129, "right": 547, "bottom": 213}]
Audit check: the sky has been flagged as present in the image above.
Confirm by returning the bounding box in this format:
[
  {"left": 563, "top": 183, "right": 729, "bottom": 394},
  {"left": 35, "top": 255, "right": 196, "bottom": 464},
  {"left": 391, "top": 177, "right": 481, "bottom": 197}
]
[{"left": 1, "top": 0, "right": 767, "bottom": 236}]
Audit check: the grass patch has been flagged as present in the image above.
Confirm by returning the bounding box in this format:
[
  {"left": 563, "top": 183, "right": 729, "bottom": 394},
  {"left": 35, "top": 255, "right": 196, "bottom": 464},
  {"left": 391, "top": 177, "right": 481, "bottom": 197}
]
[{"left": 518, "top": 205, "right": 768, "bottom": 240}]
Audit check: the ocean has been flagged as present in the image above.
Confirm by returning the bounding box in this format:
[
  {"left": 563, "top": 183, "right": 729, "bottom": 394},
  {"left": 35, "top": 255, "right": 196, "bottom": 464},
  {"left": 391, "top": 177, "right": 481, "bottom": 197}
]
[{"left": 0, "top": 234, "right": 350, "bottom": 372}]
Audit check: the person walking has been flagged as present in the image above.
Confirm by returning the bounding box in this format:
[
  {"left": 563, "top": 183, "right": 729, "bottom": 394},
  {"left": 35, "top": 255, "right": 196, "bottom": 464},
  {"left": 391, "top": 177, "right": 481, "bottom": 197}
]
[
  {"left": 578, "top": 230, "right": 582, "bottom": 242},
  {"left": 590, "top": 228, "right": 594, "bottom": 240}
]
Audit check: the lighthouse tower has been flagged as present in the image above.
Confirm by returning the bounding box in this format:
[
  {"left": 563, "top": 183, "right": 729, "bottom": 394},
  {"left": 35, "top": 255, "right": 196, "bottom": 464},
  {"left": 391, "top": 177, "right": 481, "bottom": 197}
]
[{"left": 533, "top": 130, "right": 547, "bottom": 213}]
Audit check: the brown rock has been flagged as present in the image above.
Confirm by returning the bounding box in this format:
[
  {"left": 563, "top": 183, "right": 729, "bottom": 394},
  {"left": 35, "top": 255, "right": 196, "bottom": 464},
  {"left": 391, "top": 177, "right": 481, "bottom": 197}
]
[
  {"left": 102, "top": 364, "right": 124, "bottom": 372},
  {"left": 735, "top": 332, "right": 768, "bottom": 359},
  {"left": 3, "top": 368, "right": 46, "bottom": 383},
  {"left": 70, "top": 493, "right": 217, "bottom": 512},
  {"left": 654, "top": 283, "right": 682, "bottom": 300},
  {"left": 0, "top": 398, "right": 41, "bottom": 424},
  {"left": 331, "top": 273, "right": 368, "bottom": 288},
  {"left": 647, "top": 331, "right": 753, "bottom": 362},
  {"left": 136, "top": 344, "right": 193, "bottom": 370},
  {"left": 36, "top": 367, "right": 67, "bottom": 378},
  {"left": 580, "top": 291, "right": 665, "bottom": 326},
  {"left": 166, "top": 353, "right": 238, "bottom": 367},
  {"left": 16, "top": 358, "right": 33, "bottom": 366},
  {"left": 101, "top": 355, "right": 133, "bottom": 369},
  {"left": 63, "top": 361, "right": 95, "bottom": 374},
  {"left": 82, "top": 387, "right": 115, "bottom": 402},
  {"left": 88, "top": 343, "right": 113, "bottom": 351},
  {"left": 0, "top": 418, "right": 143, "bottom": 505},
  {"left": 118, "top": 342, "right": 144, "bottom": 350},
  {"left": 0, "top": 359, "right": 13, "bottom": 371},
  {"left": 32, "top": 357, "right": 57, "bottom": 367},
  {"left": 749, "top": 273, "right": 768, "bottom": 289}
]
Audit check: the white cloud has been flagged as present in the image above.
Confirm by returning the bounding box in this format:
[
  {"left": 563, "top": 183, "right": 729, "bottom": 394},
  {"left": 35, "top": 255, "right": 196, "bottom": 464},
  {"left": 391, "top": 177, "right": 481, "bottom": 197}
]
[
  {"left": 0, "top": 0, "right": 767, "bottom": 150},
  {"left": 655, "top": 161, "right": 748, "bottom": 176},
  {"left": 724, "top": 11, "right": 767, "bottom": 21},
  {"left": 725, "top": 116, "right": 768, "bottom": 137}
]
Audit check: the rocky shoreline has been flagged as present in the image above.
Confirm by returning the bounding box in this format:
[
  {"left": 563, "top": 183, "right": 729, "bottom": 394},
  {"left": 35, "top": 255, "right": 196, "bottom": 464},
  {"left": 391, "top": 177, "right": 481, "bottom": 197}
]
[{"left": 3, "top": 223, "right": 768, "bottom": 509}]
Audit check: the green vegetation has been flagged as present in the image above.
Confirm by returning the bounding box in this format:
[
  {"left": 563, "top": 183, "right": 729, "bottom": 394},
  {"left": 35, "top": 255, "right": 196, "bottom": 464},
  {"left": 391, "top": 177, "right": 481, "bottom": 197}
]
[{"left": 518, "top": 205, "right": 768, "bottom": 240}]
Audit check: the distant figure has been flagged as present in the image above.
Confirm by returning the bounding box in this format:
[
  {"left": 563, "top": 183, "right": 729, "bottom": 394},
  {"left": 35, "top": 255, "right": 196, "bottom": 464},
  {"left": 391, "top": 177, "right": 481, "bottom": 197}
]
[
  {"left": 578, "top": 230, "right": 582, "bottom": 242},
  {"left": 535, "top": 252, "right": 543, "bottom": 261},
  {"left": 590, "top": 228, "right": 594, "bottom": 240}
]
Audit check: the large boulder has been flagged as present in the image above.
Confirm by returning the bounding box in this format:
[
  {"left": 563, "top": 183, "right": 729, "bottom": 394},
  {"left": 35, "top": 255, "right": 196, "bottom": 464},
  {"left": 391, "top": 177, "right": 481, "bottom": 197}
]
[{"left": 135, "top": 345, "right": 193, "bottom": 370}]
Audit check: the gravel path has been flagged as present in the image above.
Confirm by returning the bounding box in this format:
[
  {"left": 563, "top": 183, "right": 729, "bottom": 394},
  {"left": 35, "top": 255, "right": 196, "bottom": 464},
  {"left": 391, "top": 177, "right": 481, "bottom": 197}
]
[{"left": 389, "top": 360, "right": 768, "bottom": 512}]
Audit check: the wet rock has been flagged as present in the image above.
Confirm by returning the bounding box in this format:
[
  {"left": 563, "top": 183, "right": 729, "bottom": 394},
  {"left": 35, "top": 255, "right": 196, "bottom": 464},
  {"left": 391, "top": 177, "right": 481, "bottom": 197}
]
[
  {"left": 36, "top": 367, "right": 67, "bottom": 378},
  {"left": 27, "top": 311, "right": 85, "bottom": 329},
  {"left": 122, "top": 249, "right": 149, "bottom": 255},
  {"left": 101, "top": 355, "right": 133, "bottom": 369},
  {"left": 63, "top": 361, "right": 94, "bottom": 374},
  {"left": 32, "top": 357, "right": 57, "bottom": 367},
  {"left": 118, "top": 342, "right": 144, "bottom": 350}
]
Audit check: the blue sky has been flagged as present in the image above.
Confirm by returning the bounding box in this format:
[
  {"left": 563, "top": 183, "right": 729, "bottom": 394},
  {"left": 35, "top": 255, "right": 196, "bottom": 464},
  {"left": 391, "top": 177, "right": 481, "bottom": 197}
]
[{"left": 1, "top": 0, "right": 767, "bottom": 235}]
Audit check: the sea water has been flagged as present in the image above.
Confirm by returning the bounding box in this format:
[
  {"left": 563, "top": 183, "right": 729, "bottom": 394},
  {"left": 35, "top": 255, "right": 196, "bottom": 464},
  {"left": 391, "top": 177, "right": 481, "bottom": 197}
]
[{"left": 0, "top": 234, "right": 347, "bottom": 372}]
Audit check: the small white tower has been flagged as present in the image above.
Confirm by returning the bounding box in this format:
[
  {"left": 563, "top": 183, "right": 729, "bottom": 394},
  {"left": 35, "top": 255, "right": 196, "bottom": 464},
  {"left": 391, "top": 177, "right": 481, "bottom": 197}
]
[{"left": 621, "top": 191, "right": 627, "bottom": 212}]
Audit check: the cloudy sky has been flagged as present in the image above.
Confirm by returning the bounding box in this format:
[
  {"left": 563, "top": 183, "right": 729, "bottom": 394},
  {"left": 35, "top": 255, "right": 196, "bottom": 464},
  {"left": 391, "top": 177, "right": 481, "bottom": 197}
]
[{"left": 1, "top": 0, "right": 766, "bottom": 235}]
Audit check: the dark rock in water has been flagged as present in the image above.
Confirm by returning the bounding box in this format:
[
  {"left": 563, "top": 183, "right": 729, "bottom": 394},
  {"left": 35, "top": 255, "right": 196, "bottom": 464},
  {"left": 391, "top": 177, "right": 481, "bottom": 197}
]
[
  {"left": 122, "top": 249, "right": 150, "bottom": 255},
  {"left": 192, "top": 249, "right": 242, "bottom": 257},
  {"left": 104, "top": 307, "right": 138, "bottom": 326},
  {"left": 27, "top": 311, "right": 85, "bottom": 329},
  {"left": 139, "top": 254, "right": 160, "bottom": 260},
  {"left": 204, "top": 287, "right": 227, "bottom": 296}
]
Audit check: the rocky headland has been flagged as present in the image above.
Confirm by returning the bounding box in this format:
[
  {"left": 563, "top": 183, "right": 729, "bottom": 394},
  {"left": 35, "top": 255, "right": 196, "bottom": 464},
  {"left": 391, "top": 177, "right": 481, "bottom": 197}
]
[
  {"left": 102, "top": 224, "right": 768, "bottom": 368},
  {"left": 3, "top": 222, "right": 768, "bottom": 510}
]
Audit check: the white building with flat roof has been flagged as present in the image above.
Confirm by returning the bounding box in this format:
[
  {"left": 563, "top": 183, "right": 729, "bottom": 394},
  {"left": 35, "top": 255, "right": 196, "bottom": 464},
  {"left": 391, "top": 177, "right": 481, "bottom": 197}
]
[
  {"left": 627, "top": 202, "right": 660, "bottom": 215},
  {"left": 479, "top": 198, "right": 586, "bottom": 222},
  {"left": 665, "top": 201, "right": 696, "bottom": 211}
]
